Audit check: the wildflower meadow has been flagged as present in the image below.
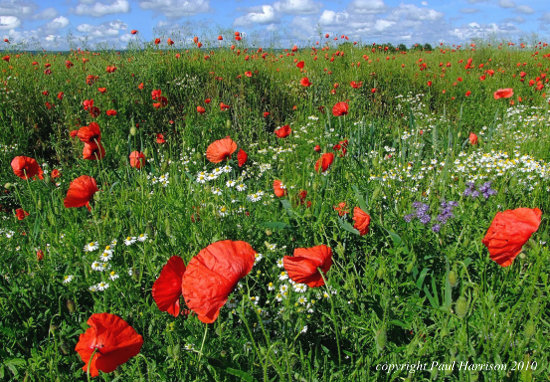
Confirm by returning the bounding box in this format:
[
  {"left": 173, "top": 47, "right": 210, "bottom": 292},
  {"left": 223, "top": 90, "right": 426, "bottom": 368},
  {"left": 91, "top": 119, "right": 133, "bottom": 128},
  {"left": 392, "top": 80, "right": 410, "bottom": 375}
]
[{"left": 1, "top": 33, "right": 549, "bottom": 381}]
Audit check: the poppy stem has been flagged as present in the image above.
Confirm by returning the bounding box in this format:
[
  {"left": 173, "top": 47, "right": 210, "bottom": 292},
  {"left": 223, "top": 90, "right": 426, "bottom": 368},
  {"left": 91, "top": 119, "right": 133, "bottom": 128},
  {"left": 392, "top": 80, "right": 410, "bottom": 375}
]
[
  {"left": 197, "top": 324, "right": 208, "bottom": 365},
  {"left": 86, "top": 348, "right": 98, "bottom": 382},
  {"left": 318, "top": 268, "right": 341, "bottom": 366}
]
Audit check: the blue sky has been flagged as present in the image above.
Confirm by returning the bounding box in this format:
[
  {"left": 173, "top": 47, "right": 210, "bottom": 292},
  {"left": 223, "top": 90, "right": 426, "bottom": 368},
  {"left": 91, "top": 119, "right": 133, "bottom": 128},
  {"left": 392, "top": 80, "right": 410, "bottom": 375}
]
[{"left": 1, "top": 0, "right": 549, "bottom": 50}]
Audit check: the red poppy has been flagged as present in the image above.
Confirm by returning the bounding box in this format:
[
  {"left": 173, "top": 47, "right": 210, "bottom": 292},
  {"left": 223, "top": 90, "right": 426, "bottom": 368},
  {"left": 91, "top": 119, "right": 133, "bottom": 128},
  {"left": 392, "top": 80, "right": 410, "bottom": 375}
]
[
  {"left": 273, "top": 180, "right": 287, "bottom": 197},
  {"left": 106, "top": 109, "right": 117, "bottom": 116},
  {"left": 274, "top": 125, "right": 291, "bottom": 138},
  {"left": 36, "top": 249, "right": 44, "bottom": 261},
  {"left": 51, "top": 169, "right": 60, "bottom": 178},
  {"left": 482, "top": 208, "right": 542, "bottom": 267},
  {"left": 353, "top": 207, "right": 371, "bottom": 236},
  {"left": 15, "top": 208, "right": 29, "bottom": 220},
  {"left": 296, "top": 61, "right": 304, "bottom": 69},
  {"left": 11, "top": 156, "right": 44, "bottom": 180},
  {"left": 283, "top": 245, "right": 333, "bottom": 288},
  {"left": 156, "top": 133, "right": 166, "bottom": 144},
  {"left": 315, "top": 152, "right": 334, "bottom": 173},
  {"left": 77, "top": 122, "right": 101, "bottom": 144},
  {"left": 332, "top": 101, "right": 349, "bottom": 116},
  {"left": 83, "top": 142, "right": 106, "bottom": 160},
  {"left": 154, "top": 38, "right": 160, "bottom": 44},
  {"left": 300, "top": 77, "right": 311, "bottom": 87},
  {"left": 469, "top": 132, "right": 478, "bottom": 145},
  {"left": 167, "top": 38, "right": 174, "bottom": 45},
  {"left": 350, "top": 81, "right": 362, "bottom": 89},
  {"left": 206, "top": 136, "right": 237, "bottom": 163},
  {"left": 129, "top": 151, "right": 146, "bottom": 169},
  {"left": 98, "top": 87, "right": 106, "bottom": 93},
  {"left": 75, "top": 313, "right": 143, "bottom": 378},
  {"left": 181, "top": 240, "right": 256, "bottom": 323},
  {"left": 197, "top": 106, "right": 206, "bottom": 114},
  {"left": 237, "top": 148, "right": 247, "bottom": 167},
  {"left": 152, "top": 256, "right": 186, "bottom": 317},
  {"left": 218, "top": 35, "right": 223, "bottom": 40},
  {"left": 220, "top": 102, "right": 230, "bottom": 111},
  {"left": 493, "top": 88, "right": 514, "bottom": 99},
  {"left": 314, "top": 145, "right": 321, "bottom": 152},
  {"left": 131, "top": 29, "right": 138, "bottom": 34},
  {"left": 64, "top": 175, "right": 98, "bottom": 211},
  {"left": 330, "top": 203, "right": 346, "bottom": 217},
  {"left": 244, "top": 71, "right": 252, "bottom": 77},
  {"left": 57, "top": 92, "right": 64, "bottom": 100}
]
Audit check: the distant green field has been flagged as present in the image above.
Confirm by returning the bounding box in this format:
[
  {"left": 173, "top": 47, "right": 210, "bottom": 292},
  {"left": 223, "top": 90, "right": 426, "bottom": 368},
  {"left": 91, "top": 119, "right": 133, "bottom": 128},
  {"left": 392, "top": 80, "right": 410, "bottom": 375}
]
[{"left": 1, "top": 40, "right": 549, "bottom": 381}]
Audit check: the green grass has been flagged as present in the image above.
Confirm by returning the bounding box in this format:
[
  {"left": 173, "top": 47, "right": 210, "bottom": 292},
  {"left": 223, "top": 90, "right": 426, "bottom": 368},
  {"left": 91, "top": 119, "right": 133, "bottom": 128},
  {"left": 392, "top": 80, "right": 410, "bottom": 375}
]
[{"left": 0, "top": 40, "right": 549, "bottom": 381}]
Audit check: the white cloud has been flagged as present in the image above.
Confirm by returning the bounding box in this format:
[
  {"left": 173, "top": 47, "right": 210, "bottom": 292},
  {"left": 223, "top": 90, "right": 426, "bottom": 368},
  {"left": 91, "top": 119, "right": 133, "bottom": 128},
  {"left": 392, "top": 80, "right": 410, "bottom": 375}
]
[
  {"left": 234, "top": 5, "right": 278, "bottom": 26},
  {"left": 449, "top": 21, "right": 520, "bottom": 40},
  {"left": 138, "top": 0, "right": 209, "bottom": 18},
  {"left": 32, "top": 7, "right": 58, "bottom": 20},
  {"left": 273, "top": 0, "right": 320, "bottom": 15},
  {"left": 516, "top": 5, "right": 534, "bottom": 14},
  {"left": 319, "top": 10, "right": 349, "bottom": 26},
  {"left": 498, "top": 0, "right": 515, "bottom": 8},
  {"left": 374, "top": 19, "right": 394, "bottom": 32},
  {"left": 74, "top": 0, "right": 130, "bottom": 17},
  {"left": 76, "top": 20, "right": 127, "bottom": 38},
  {"left": 45, "top": 16, "right": 69, "bottom": 30},
  {"left": 348, "top": 0, "right": 386, "bottom": 15},
  {"left": 0, "top": 1, "right": 35, "bottom": 18},
  {"left": 389, "top": 4, "right": 443, "bottom": 22},
  {"left": 0, "top": 15, "right": 19, "bottom": 29},
  {"left": 460, "top": 8, "right": 479, "bottom": 14}
]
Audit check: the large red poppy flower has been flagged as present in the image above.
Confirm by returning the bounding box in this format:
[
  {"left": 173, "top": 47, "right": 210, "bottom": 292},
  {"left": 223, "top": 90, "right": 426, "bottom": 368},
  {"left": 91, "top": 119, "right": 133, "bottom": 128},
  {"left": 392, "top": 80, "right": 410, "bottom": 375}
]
[
  {"left": 332, "top": 102, "right": 349, "bottom": 117},
  {"left": 152, "top": 256, "right": 186, "bottom": 317},
  {"left": 64, "top": 175, "right": 98, "bottom": 211},
  {"left": 283, "top": 245, "right": 333, "bottom": 287},
  {"left": 75, "top": 313, "right": 143, "bottom": 378},
  {"left": 273, "top": 180, "right": 287, "bottom": 197},
  {"left": 493, "top": 88, "right": 514, "bottom": 100},
  {"left": 274, "top": 125, "right": 291, "bottom": 138},
  {"left": 482, "top": 207, "right": 542, "bottom": 267},
  {"left": 353, "top": 207, "right": 371, "bottom": 236},
  {"left": 206, "top": 136, "right": 237, "bottom": 163},
  {"left": 300, "top": 77, "right": 311, "bottom": 87},
  {"left": 181, "top": 240, "right": 256, "bottom": 323},
  {"left": 11, "top": 156, "right": 44, "bottom": 180},
  {"left": 83, "top": 142, "right": 106, "bottom": 160},
  {"left": 129, "top": 151, "right": 146, "bottom": 169},
  {"left": 77, "top": 122, "right": 101, "bottom": 143},
  {"left": 315, "top": 152, "right": 335, "bottom": 173}
]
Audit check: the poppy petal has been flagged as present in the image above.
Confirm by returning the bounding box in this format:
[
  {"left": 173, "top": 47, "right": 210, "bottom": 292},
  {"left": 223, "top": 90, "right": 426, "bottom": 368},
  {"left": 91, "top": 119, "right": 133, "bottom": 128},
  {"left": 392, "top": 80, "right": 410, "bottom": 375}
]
[
  {"left": 152, "top": 256, "right": 186, "bottom": 317},
  {"left": 181, "top": 240, "right": 256, "bottom": 323}
]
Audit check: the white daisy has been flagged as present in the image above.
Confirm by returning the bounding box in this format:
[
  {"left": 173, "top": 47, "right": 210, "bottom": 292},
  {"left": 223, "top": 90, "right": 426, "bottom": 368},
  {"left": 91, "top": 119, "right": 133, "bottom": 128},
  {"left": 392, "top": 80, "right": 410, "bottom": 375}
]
[
  {"left": 96, "top": 281, "right": 109, "bottom": 291},
  {"left": 124, "top": 236, "right": 137, "bottom": 246},
  {"left": 63, "top": 275, "right": 74, "bottom": 284},
  {"left": 99, "top": 251, "right": 113, "bottom": 262},
  {"left": 276, "top": 258, "right": 284, "bottom": 268},
  {"left": 84, "top": 241, "right": 99, "bottom": 252},
  {"left": 137, "top": 233, "right": 148, "bottom": 242},
  {"left": 211, "top": 187, "right": 222, "bottom": 195},
  {"left": 91, "top": 261, "right": 106, "bottom": 271},
  {"left": 226, "top": 179, "right": 236, "bottom": 187},
  {"left": 109, "top": 271, "right": 119, "bottom": 281},
  {"left": 236, "top": 183, "right": 247, "bottom": 191},
  {"left": 222, "top": 165, "right": 232, "bottom": 173},
  {"left": 218, "top": 206, "right": 228, "bottom": 217}
]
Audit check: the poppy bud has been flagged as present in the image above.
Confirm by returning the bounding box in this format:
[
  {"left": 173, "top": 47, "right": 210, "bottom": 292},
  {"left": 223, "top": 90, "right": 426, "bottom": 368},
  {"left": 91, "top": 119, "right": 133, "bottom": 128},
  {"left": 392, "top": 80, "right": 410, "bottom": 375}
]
[
  {"left": 4, "top": 182, "right": 12, "bottom": 189},
  {"left": 455, "top": 296, "right": 469, "bottom": 318},
  {"left": 130, "top": 126, "right": 137, "bottom": 136},
  {"left": 265, "top": 229, "right": 272, "bottom": 236},
  {"left": 375, "top": 328, "right": 386, "bottom": 352},
  {"left": 448, "top": 270, "right": 458, "bottom": 287},
  {"left": 226, "top": 119, "right": 231, "bottom": 129},
  {"left": 524, "top": 321, "right": 536, "bottom": 338}
]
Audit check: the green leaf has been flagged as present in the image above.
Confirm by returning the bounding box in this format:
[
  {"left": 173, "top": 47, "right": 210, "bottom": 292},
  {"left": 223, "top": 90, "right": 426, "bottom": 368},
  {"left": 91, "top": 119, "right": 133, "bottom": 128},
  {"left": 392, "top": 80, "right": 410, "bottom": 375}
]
[
  {"left": 225, "top": 368, "right": 256, "bottom": 382},
  {"left": 352, "top": 185, "right": 369, "bottom": 210},
  {"left": 259, "top": 221, "right": 291, "bottom": 230},
  {"left": 338, "top": 217, "right": 359, "bottom": 235}
]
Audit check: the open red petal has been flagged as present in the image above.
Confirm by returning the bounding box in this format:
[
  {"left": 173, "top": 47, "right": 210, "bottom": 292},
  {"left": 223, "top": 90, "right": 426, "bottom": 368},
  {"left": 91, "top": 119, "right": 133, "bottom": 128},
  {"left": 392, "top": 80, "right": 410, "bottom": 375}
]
[{"left": 152, "top": 256, "right": 186, "bottom": 317}]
